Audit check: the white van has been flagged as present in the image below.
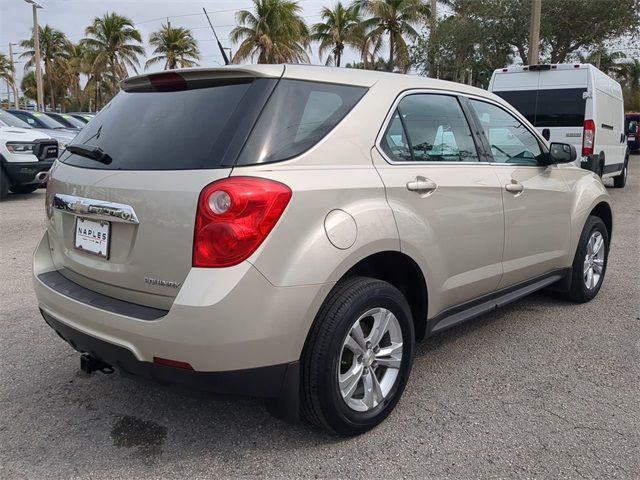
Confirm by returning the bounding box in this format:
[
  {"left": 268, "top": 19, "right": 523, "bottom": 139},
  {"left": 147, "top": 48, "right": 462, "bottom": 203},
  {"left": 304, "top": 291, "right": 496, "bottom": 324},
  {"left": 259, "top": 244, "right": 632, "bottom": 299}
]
[{"left": 488, "top": 63, "right": 629, "bottom": 188}]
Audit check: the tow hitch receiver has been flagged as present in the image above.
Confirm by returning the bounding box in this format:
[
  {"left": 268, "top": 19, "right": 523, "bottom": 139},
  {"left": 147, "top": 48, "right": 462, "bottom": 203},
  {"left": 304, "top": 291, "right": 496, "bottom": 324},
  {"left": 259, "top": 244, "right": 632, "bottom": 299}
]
[{"left": 80, "top": 354, "right": 114, "bottom": 374}]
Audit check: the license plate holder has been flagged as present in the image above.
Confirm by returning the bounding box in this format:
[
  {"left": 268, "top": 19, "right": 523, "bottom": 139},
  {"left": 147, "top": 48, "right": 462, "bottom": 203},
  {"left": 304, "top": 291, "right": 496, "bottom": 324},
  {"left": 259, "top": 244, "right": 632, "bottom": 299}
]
[{"left": 74, "top": 217, "right": 110, "bottom": 259}]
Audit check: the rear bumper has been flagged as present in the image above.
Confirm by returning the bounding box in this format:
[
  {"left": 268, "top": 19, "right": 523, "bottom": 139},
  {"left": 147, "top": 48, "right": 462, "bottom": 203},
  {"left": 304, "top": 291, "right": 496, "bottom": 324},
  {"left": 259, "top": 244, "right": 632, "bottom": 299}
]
[
  {"left": 41, "top": 309, "right": 297, "bottom": 399},
  {"left": 1, "top": 159, "right": 53, "bottom": 185},
  {"left": 33, "top": 230, "right": 332, "bottom": 373}
]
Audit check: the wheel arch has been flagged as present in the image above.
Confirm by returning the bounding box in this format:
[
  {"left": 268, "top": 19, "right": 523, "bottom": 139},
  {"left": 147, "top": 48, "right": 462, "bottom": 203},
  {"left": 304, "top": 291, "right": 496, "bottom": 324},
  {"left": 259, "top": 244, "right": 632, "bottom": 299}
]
[
  {"left": 340, "top": 251, "right": 429, "bottom": 341},
  {"left": 589, "top": 201, "right": 613, "bottom": 243}
]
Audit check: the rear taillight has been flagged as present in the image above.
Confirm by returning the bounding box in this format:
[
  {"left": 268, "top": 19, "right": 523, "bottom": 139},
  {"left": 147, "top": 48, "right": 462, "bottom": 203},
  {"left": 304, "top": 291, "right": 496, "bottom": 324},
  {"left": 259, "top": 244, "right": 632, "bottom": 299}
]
[
  {"left": 582, "top": 119, "right": 595, "bottom": 156},
  {"left": 193, "top": 177, "right": 292, "bottom": 268}
]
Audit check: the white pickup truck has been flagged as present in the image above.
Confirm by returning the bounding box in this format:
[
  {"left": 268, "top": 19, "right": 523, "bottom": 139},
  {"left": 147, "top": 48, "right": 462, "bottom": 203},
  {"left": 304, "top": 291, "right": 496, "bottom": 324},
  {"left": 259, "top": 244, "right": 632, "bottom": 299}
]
[{"left": 0, "top": 125, "right": 59, "bottom": 200}]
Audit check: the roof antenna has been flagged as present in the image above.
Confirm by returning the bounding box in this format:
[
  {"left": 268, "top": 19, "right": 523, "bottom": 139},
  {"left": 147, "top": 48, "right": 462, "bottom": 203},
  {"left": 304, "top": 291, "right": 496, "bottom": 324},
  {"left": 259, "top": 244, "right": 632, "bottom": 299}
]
[{"left": 203, "top": 7, "right": 230, "bottom": 65}]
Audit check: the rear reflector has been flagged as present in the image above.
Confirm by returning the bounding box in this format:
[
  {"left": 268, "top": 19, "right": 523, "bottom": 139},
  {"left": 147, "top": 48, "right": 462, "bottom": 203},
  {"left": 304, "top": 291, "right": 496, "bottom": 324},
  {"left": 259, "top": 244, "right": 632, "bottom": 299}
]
[
  {"left": 582, "top": 119, "right": 596, "bottom": 156},
  {"left": 153, "top": 357, "right": 194, "bottom": 370}
]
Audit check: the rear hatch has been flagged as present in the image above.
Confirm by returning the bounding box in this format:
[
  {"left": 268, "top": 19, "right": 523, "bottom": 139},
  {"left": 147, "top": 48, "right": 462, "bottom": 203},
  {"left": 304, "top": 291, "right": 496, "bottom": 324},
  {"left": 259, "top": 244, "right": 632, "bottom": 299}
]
[{"left": 46, "top": 67, "right": 283, "bottom": 309}]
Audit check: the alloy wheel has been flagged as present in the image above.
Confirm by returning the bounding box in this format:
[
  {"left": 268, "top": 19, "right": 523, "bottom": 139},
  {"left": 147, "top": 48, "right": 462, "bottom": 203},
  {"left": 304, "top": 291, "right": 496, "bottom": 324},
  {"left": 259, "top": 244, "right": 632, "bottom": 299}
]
[{"left": 337, "top": 307, "right": 403, "bottom": 412}]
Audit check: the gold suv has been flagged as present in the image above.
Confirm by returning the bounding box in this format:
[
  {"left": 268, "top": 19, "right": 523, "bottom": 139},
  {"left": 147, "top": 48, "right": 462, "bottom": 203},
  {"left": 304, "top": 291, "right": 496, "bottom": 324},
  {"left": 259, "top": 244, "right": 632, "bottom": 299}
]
[{"left": 33, "top": 65, "right": 612, "bottom": 435}]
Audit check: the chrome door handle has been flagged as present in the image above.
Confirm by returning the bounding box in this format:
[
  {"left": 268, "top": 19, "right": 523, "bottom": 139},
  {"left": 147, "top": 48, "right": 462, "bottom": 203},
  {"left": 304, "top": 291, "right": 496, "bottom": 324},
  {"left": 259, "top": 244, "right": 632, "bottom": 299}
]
[
  {"left": 505, "top": 182, "right": 524, "bottom": 194},
  {"left": 406, "top": 176, "right": 437, "bottom": 194}
]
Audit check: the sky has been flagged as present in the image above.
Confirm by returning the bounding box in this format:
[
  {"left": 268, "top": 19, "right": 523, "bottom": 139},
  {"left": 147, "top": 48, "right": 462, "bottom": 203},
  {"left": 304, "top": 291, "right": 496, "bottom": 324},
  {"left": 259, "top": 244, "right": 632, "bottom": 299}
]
[{"left": 0, "top": 0, "right": 380, "bottom": 100}]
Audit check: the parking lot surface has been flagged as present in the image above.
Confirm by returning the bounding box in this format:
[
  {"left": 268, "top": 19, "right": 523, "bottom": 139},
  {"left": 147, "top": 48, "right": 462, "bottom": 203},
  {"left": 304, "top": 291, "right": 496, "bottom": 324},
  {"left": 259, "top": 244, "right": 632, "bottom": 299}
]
[{"left": 1, "top": 155, "right": 638, "bottom": 479}]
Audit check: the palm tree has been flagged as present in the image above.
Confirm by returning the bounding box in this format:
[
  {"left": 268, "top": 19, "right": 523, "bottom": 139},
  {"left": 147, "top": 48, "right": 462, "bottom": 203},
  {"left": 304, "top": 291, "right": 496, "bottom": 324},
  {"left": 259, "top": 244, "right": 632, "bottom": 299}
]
[
  {"left": 20, "top": 25, "right": 69, "bottom": 109},
  {"left": 355, "top": 0, "right": 429, "bottom": 72},
  {"left": 82, "top": 12, "right": 144, "bottom": 108},
  {"left": 146, "top": 24, "right": 200, "bottom": 70},
  {"left": 617, "top": 58, "right": 640, "bottom": 111},
  {"left": 0, "top": 53, "right": 14, "bottom": 85},
  {"left": 618, "top": 58, "right": 640, "bottom": 90},
  {"left": 311, "top": 2, "right": 360, "bottom": 67},
  {"left": 230, "top": 0, "right": 310, "bottom": 64}
]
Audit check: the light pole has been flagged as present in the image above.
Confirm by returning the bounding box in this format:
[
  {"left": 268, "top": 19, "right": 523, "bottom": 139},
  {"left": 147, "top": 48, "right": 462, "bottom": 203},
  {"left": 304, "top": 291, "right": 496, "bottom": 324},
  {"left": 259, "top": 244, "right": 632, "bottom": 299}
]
[
  {"left": 8, "top": 43, "right": 20, "bottom": 109},
  {"left": 528, "top": 0, "right": 542, "bottom": 65},
  {"left": 24, "top": 0, "right": 44, "bottom": 111}
]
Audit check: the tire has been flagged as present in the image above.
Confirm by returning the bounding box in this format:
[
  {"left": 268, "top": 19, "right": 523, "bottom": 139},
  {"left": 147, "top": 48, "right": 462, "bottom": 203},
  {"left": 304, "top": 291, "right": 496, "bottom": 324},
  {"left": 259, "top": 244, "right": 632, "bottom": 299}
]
[
  {"left": 613, "top": 159, "right": 628, "bottom": 188},
  {"left": 301, "top": 276, "right": 415, "bottom": 436},
  {"left": 0, "top": 168, "right": 8, "bottom": 201},
  {"left": 564, "top": 216, "right": 609, "bottom": 303},
  {"left": 9, "top": 184, "right": 39, "bottom": 194}
]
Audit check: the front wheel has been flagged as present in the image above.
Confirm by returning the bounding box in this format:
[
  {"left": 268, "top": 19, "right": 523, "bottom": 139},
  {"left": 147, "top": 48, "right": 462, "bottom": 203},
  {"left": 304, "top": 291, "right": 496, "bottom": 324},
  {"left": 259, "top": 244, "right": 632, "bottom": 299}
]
[
  {"left": 564, "top": 216, "right": 609, "bottom": 303},
  {"left": 613, "top": 161, "right": 628, "bottom": 188},
  {"left": 301, "top": 277, "right": 415, "bottom": 436}
]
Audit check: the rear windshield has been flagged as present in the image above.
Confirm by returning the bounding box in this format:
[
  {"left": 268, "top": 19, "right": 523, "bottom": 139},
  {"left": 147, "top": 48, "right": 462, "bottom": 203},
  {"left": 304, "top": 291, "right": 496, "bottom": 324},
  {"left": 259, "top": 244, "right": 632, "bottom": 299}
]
[
  {"left": 61, "top": 77, "right": 366, "bottom": 171},
  {"left": 494, "top": 88, "right": 586, "bottom": 127},
  {"left": 61, "top": 78, "right": 259, "bottom": 170}
]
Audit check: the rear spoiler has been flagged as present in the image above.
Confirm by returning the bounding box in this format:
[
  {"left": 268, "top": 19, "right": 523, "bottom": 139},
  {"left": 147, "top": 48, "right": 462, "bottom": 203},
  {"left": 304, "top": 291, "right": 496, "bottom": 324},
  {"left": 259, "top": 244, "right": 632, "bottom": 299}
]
[{"left": 121, "top": 66, "right": 285, "bottom": 92}]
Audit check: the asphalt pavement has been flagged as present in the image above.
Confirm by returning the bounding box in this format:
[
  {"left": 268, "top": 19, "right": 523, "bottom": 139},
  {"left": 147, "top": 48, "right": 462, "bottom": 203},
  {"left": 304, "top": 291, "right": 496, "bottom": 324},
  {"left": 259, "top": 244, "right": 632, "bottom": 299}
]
[{"left": 1, "top": 155, "right": 638, "bottom": 479}]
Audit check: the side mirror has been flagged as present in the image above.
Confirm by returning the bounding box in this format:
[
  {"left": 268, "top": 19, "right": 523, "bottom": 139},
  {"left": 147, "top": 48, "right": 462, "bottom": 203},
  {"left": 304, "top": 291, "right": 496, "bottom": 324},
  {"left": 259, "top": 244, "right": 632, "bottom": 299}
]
[
  {"left": 548, "top": 142, "right": 577, "bottom": 164},
  {"left": 542, "top": 128, "right": 551, "bottom": 141}
]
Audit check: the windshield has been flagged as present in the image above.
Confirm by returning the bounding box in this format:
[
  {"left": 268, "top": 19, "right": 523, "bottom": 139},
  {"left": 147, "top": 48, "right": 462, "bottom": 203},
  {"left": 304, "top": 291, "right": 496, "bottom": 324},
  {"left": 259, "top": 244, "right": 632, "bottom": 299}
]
[
  {"left": 8, "top": 110, "right": 68, "bottom": 129},
  {"left": 494, "top": 88, "right": 587, "bottom": 127},
  {"left": 48, "top": 113, "right": 85, "bottom": 129},
  {"left": 0, "top": 110, "right": 32, "bottom": 129}
]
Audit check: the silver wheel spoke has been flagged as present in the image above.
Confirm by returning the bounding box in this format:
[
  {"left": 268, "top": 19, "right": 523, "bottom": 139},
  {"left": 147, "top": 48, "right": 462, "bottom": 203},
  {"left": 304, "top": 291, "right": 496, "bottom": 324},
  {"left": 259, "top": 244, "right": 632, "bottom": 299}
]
[
  {"left": 361, "top": 371, "right": 381, "bottom": 409},
  {"left": 586, "top": 268, "right": 593, "bottom": 288},
  {"left": 593, "top": 258, "right": 604, "bottom": 274},
  {"left": 350, "top": 322, "right": 367, "bottom": 351},
  {"left": 368, "top": 308, "right": 391, "bottom": 347},
  {"left": 583, "top": 260, "right": 591, "bottom": 276},
  {"left": 593, "top": 235, "right": 603, "bottom": 255},
  {"left": 375, "top": 342, "right": 403, "bottom": 369},
  {"left": 344, "top": 334, "right": 365, "bottom": 355},
  {"left": 339, "top": 364, "right": 363, "bottom": 400}
]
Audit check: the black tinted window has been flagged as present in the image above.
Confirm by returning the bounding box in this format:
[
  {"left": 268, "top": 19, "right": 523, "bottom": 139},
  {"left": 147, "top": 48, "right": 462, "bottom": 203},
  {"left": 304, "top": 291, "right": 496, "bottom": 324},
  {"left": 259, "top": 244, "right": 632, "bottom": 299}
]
[
  {"left": 236, "top": 80, "right": 367, "bottom": 165},
  {"left": 382, "top": 94, "right": 478, "bottom": 162},
  {"left": 494, "top": 88, "right": 586, "bottom": 127},
  {"left": 61, "top": 79, "right": 258, "bottom": 170}
]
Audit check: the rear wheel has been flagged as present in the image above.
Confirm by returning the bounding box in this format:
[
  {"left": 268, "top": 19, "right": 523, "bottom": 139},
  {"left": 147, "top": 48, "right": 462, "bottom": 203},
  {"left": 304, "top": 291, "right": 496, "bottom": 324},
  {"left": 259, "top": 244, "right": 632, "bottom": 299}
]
[
  {"left": 9, "top": 184, "right": 39, "bottom": 194},
  {"left": 613, "top": 160, "right": 628, "bottom": 188},
  {"left": 301, "top": 277, "right": 414, "bottom": 436},
  {"left": 564, "top": 216, "right": 609, "bottom": 303}
]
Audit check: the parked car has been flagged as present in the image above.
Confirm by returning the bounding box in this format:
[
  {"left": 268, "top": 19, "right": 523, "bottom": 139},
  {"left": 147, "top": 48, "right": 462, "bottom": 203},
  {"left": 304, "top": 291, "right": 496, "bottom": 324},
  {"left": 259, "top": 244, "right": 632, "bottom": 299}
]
[
  {"left": 34, "top": 66, "right": 613, "bottom": 435},
  {"left": 489, "top": 63, "right": 629, "bottom": 188},
  {"left": 0, "top": 125, "right": 58, "bottom": 199},
  {"left": 625, "top": 112, "right": 639, "bottom": 152},
  {"left": 2, "top": 109, "right": 77, "bottom": 149},
  {"left": 44, "top": 112, "right": 86, "bottom": 130},
  {"left": 68, "top": 112, "right": 95, "bottom": 124}
]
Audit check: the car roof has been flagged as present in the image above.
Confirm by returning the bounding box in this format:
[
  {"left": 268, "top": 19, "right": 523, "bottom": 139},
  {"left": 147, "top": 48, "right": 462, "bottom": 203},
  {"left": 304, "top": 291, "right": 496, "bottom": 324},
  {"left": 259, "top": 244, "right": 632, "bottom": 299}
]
[{"left": 122, "top": 64, "right": 496, "bottom": 100}]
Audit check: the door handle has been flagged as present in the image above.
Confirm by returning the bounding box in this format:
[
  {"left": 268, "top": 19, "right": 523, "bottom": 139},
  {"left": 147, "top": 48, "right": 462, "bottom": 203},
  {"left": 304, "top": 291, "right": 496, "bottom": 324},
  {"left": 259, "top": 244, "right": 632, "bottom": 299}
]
[
  {"left": 505, "top": 182, "right": 524, "bottom": 194},
  {"left": 406, "top": 176, "right": 437, "bottom": 194}
]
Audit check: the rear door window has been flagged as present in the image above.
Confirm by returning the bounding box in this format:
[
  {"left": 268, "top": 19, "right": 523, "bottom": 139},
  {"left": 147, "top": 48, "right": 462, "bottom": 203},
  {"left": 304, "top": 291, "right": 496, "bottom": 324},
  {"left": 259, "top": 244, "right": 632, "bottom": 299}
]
[{"left": 380, "top": 94, "right": 479, "bottom": 162}]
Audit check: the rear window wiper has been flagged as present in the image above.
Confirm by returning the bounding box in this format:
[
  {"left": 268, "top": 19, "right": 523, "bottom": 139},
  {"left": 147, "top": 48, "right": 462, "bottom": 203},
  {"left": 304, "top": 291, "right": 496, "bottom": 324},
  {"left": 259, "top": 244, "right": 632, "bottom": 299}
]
[{"left": 66, "top": 144, "right": 112, "bottom": 165}]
